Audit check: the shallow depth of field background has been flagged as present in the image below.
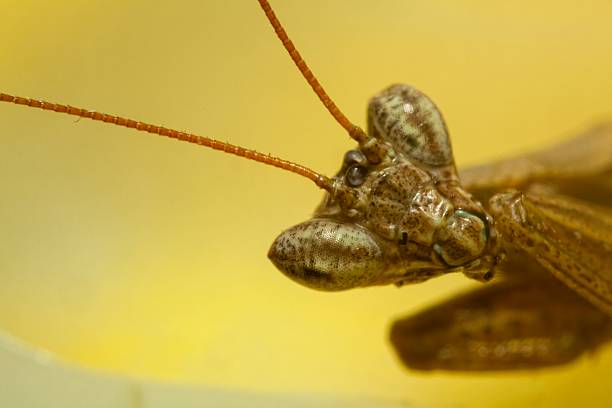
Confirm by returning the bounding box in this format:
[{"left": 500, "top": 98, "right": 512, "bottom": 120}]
[{"left": 1, "top": 0, "right": 611, "bottom": 406}]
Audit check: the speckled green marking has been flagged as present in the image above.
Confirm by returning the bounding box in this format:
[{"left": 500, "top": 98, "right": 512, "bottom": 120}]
[{"left": 368, "top": 84, "right": 453, "bottom": 167}]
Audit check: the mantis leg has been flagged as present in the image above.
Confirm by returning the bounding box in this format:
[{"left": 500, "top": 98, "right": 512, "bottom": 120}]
[
  {"left": 489, "top": 191, "right": 612, "bottom": 315},
  {"left": 390, "top": 272, "right": 612, "bottom": 371}
]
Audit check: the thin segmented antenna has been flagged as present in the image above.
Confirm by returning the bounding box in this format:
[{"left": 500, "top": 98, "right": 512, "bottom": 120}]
[
  {"left": 0, "top": 93, "right": 333, "bottom": 191},
  {"left": 257, "top": 0, "right": 368, "bottom": 144}
]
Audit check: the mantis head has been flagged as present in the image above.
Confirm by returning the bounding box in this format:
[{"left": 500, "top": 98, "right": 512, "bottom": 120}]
[
  {"left": 269, "top": 85, "right": 499, "bottom": 291},
  {"left": 0, "top": 2, "right": 498, "bottom": 293}
]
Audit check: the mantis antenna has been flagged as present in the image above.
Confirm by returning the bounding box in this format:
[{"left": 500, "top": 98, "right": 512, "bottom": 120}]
[
  {"left": 0, "top": 0, "right": 369, "bottom": 192},
  {"left": 0, "top": 93, "right": 332, "bottom": 190},
  {"left": 257, "top": 0, "right": 368, "bottom": 144}
]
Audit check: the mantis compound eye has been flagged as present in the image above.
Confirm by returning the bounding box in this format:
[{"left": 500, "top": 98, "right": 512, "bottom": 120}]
[
  {"left": 345, "top": 164, "right": 368, "bottom": 187},
  {"left": 268, "top": 219, "right": 386, "bottom": 291},
  {"left": 433, "top": 210, "right": 488, "bottom": 267}
]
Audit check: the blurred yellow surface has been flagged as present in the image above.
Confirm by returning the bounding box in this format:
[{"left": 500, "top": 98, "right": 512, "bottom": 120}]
[{"left": 1, "top": 0, "right": 611, "bottom": 407}]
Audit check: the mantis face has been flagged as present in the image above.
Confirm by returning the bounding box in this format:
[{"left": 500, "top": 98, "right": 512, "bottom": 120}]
[{"left": 269, "top": 85, "right": 497, "bottom": 291}]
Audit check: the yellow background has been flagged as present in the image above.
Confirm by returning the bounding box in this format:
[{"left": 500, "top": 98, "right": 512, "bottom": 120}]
[{"left": 1, "top": 0, "right": 611, "bottom": 406}]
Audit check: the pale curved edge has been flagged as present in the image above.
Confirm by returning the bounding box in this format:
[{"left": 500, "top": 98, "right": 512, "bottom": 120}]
[
  {"left": 459, "top": 122, "right": 612, "bottom": 193},
  {"left": 0, "top": 330, "right": 407, "bottom": 408}
]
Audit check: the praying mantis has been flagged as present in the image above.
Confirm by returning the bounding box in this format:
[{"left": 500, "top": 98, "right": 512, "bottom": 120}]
[{"left": 1, "top": 0, "right": 611, "bottom": 384}]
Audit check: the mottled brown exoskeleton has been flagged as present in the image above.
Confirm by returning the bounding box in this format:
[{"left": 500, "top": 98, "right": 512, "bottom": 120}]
[
  {"left": 2, "top": 0, "right": 611, "bottom": 372},
  {"left": 267, "top": 82, "right": 612, "bottom": 370}
]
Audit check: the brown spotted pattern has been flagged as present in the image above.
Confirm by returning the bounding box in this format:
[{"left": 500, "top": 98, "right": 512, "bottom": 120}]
[
  {"left": 268, "top": 84, "right": 612, "bottom": 371},
  {"left": 368, "top": 84, "right": 453, "bottom": 167},
  {"left": 268, "top": 219, "right": 386, "bottom": 291},
  {"left": 433, "top": 211, "right": 488, "bottom": 266},
  {"left": 490, "top": 191, "right": 612, "bottom": 315},
  {"left": 269, "top": 85, "right": 494, "bottom": 291}
]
